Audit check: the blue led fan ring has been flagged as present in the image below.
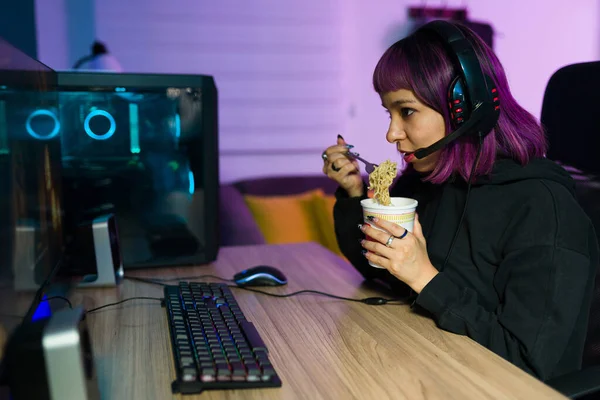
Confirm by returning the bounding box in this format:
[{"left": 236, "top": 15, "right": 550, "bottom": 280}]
[
  {"left": 25, "top": 109, "right": 61, "bottom": 140},
  {"left": 84, "top": 110, "right": 116, "bottom": 140}
]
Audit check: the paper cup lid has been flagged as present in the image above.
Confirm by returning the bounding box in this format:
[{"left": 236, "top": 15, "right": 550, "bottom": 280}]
[{"left": 360, "top": 197, "right": 418, "bottom": 211}]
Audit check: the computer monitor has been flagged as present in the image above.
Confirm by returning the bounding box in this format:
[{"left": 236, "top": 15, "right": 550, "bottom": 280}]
[
  {"left": 0, "top": 37, "right": 68, "bottom": 339},
  {"left": 55, "top": 71, "right": 219, "bottom": 269}
]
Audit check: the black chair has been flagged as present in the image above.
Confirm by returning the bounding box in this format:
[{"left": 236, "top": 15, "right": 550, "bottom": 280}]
[{"left": 541, "top": 61, "right": 600, "bottom": 399}]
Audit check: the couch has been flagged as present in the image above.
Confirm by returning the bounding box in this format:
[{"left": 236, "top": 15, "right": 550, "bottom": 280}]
[{"left": 219, "top": 175, "right": 344, "bottom": 254}]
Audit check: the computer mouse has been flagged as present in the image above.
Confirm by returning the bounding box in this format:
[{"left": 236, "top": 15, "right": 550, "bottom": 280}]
[{"left": 233, "top": 265, "right": 288, "bottom": 287}]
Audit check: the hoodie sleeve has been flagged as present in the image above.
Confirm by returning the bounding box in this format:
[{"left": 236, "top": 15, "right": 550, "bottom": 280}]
[
  {"left": 415, "top": 223, "right": 596, "bottom": 380},
  {"left": 333, "top": 185, "right": 412, "bottom": 296}
]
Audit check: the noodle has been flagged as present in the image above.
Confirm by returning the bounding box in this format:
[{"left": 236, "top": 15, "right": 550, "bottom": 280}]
[{"left": 368, "top": 160, "right": 397, "bottom": 206}]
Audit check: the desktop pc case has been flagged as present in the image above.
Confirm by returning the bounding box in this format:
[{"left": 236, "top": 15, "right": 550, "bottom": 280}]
[{"left": 55, "top": 71, "right": 220, "bottom": 270}]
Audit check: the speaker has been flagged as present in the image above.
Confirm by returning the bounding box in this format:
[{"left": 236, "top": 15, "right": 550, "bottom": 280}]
[
  {"left": 65, "top": 214, "right": 124, "bottom": 288},
  {"left": 1, "top": 306, "right": 100, "bottom": 400},
  {"left": 12, "top": 219, "right": 48, "bottom": 291}
]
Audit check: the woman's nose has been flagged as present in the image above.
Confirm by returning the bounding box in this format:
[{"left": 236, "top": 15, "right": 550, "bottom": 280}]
[{"left": 386, "top": 121, "right": 405, "bottom": 144}]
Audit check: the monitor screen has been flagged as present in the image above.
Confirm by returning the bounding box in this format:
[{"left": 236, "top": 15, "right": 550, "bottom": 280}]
[
  {"left": 56, "top": 71, "right": 219, "bottom": 269},
  {"left": 0, "top": 37, "right": 65, "bottom": 339}
]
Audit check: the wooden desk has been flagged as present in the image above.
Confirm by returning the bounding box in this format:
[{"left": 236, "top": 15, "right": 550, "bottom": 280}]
[{"left": 72, "top": 242, "right": 567, "bottom": 400}]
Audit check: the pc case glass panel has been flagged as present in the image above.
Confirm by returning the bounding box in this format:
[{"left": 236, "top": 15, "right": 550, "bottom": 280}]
[
  {"left": 58, "top": 86, "right": 205, "bottom": 268},
  {"left": 0, "top": 37, "right": 65, "bottom": 332},
  {"left": 0, "top": 88, "right": 64, "bottom": 313}
]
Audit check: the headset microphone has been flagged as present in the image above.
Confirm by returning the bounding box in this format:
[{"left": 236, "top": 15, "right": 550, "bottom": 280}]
[
  {"left": 413, "top": 103, "right": 490, "bottom": 160},
  {"left": 413, "top": 118, "right": 478, "bottom": 159}
]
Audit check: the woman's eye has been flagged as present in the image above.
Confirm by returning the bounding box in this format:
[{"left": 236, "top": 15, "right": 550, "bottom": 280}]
[{"left": 401, "top": 108, "right": 415, "bottom": 117}]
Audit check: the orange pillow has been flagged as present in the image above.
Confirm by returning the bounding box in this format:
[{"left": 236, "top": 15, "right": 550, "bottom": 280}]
[
  {"left": 244, "top": 189, "right": 325, "bottom": 245},
  {"left": 313, "top": 193, "right": 343, "bottom": 255}
]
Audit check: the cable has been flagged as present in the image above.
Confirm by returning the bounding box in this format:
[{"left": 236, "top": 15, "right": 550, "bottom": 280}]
[
  {"left": 124, "top": 276, "right": 168, "bottom": 286},
  {"left": 162, "top": 275, "right": 235, "bottom": 283},
  {"left": 125, "top": 275, "right": 235, "bottom": 285},
  {"left": 2, "top": 297, "right": 163, "bottom": 321},
  {"left": 440, "top": 133, "right": 484, "bottom": 272},
  {"left": 228, "top": 285, "right": 409, "bottom": 305},
  {"left": 43, "top": 295, "right": 163, "bottom": 315},
  {"left": 125, "top": 275, "right": 410, "bottom": 306},
  {"left": 22, "top": 258, "right": 65, "bottom": 322},
  {"left": 45, "top": 296, "right": 73, "bottom": 309},
  {"left": 85, "top": 297, "right": 163, "bottom": 315},
  {"left": 0, "top": 296, "right": 73, "bottom": 320}
]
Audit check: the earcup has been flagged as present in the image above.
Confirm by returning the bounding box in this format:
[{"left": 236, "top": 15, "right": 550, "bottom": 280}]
[
  {"left": 448, "top": 75, "right": 470, "bottom": 130},
  {"left": 447, "top": 74, "right": 500, "bottom": 134}
]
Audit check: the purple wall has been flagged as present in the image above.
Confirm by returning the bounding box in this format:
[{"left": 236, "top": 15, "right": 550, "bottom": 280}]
[{"left": 35, "top": 0, "right": 600, "bottom": 183}]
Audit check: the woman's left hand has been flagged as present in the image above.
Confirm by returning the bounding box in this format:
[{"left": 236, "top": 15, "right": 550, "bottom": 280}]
[{"left": 360, "top": 214, "right": 439, "bottom": 293}]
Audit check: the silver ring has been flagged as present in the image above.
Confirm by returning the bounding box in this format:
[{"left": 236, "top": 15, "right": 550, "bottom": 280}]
[
  {"left": 321, "top": 152, "right": 328, "bottom": 161},
  {"left": 385, "top": 235, "right": 394, "bottom": 247}
]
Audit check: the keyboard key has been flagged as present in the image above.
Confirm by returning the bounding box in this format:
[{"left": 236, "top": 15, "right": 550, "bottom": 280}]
[
  {"left": 242, "top": 359, "right": 256, "bottom": 368},
  {"left": 261, "top": 366, "right": 276, "bottom": 381},
  {"left": 179, "top": 350, "right": 192, "bottom": 358},
  {"left": 256, "top": 354, "right": 271, "bottom": 367},
  {"left": 230, "top": 362, "right": 245, "bottom": 374},
  {"left": 240, "top": 321, "right": 268, "bottom": 352},
  {"left": 181, "top": 368, "right": 197, "bottom": 382},
  {"left": 247, "top": 365, "right": 261, "bottom": 381},
  {"left": 200, "top": 368, "right": 216, "bottom": 382},
  {"left": 213, "top": 356, "right": 227, "bottom": 365},
  {"left": 216, "top": 364, "right": 230, "bottom": 375},
  {"left": 180, "top": 356, "right": 195, "bottom": 366}
]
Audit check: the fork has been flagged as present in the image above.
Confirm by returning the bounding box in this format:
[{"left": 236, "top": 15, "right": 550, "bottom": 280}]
[{"left": 347, "top": 151, "right": 378, "bottom": 174}]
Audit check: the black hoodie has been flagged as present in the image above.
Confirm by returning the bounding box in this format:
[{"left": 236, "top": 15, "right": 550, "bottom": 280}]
[{"left": 333, "top": 157, "right": 598, "bottom": 381}]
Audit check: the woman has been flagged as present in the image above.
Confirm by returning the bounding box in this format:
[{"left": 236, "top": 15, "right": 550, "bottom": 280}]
[{"left": 321, "top": 21, "right": 598, "bottom": 381}]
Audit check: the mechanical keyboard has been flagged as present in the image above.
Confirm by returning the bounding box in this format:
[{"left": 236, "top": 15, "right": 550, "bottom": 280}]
[{"left": 164, "top": 282, "right": 282, "bottom": 394}]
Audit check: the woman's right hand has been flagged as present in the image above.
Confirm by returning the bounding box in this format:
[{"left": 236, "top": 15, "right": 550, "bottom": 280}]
[{"left": 321, "top": 135, "right": 364, "bottom": 197}]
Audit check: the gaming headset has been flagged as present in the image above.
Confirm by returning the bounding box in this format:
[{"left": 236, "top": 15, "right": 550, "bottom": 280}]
[{"left": 412, "top": 20, "right": 501, "bottom": 160}]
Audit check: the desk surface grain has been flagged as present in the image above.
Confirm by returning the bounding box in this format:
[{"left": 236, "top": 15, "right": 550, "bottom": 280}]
[{"left": 72, "top": 242, "right": 567, "bottom": 400}]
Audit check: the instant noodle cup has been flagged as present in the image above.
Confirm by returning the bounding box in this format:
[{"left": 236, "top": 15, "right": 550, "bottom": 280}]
[{"left": 360, "top": 197, "right": 418, "bottom": 269}]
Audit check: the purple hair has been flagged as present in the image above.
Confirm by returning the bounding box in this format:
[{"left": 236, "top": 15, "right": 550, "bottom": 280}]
[{"left": 372, "top": 22, "right": 547, "bottom": 184}]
